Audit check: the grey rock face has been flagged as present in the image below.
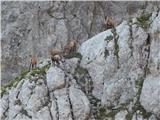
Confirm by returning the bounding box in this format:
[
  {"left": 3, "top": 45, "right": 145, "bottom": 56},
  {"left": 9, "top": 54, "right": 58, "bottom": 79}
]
[
  {"left": 62, "top": 58, "right": 80, "bottom": 74},
  {"left": 1, "top": 2, "right": 160, "bottom": 120},
  {"left": 1, "top": 57, "right": 91, "bottom": 120},
  {"left": 69, "top": 86, "right": 91, "bottom": 120},
  {"left": 78, "top": 11, "right": 159, "bottom": 119},
  {"left": 2, "top": 1, "right": 160, "bottom": 84},
  {"left": 46, "top": 67, "right": 65, "bottom": 91},
  {"left": 115, "top": 110, "right": 128, "bottom": 120},
  {"left": 140, "top": 75, "right": 160, "bottom": 118}
]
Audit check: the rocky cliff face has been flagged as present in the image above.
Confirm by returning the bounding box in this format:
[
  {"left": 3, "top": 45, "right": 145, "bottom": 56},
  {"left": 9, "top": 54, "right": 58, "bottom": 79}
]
[
  {"left": 1, "top": 1, "right": 160, "bottom": 84},
  {"left": 1, "top": 7, "right": 160, "bottom": 120}
]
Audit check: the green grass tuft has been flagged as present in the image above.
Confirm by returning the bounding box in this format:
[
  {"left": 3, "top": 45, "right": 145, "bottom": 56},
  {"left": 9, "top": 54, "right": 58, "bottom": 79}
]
[
  {"left": 64, "top": 52, "right": 82, "bottom": 59},
  {"left": 1, "top": 64, "right": 50, "bottom": 97},
  {"left": 30, "top": 64, "right": 50, "bottom": 76},
  {"left": 137, "top": 13, "right": 151, "bottom": 28},
  {"left": 75, "top": 66, "right": 88, "bottom": 75},
  {"left": 105, "top": 35, "right": 114, "bottom": 43}
]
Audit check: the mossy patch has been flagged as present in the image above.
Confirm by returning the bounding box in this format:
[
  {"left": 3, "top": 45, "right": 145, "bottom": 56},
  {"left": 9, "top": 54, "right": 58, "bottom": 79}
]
[
  {"left": 105, "top": 35, "right": 113, "bottom": 43},
  {"left": 135, "top": 78, "right": 143, "bottom": 89},
  {"left": 132, "top": 102, "right": 152, "bottom": 119},
  {"left": 20, "top": 108, "right": 32, "bottom": 118},
  {"left": 104, "top": 48, "right": 109, "bottom": 58},
  {"left": 111, "top": 28, "right": 120, "bottom": 69},
  {"left": 64, "top": 52, "right": 82, "bottom": 59},
  {"left": 30, "top": 64, "right": 50, "bottom": 76},
  {"left": 1, "top": 68, "right": 29, "bottom": 96},
  {"left": 75, "top": 66, "right": 89, "bottom": 76},
  {"left": 20, "top": 69, "right": 29, "bottom": 78},
  {"left": 137, "top": 12, "right": 151, "bottom": 28},
  {"left": 125, "top": 113, "right": 133, "bottom": 120},
  {"left": 1, "top": 64, "right": 50, "bottom": 97},
  {"left": 14, "top": 99, "right": 22, "bottom": 106}
]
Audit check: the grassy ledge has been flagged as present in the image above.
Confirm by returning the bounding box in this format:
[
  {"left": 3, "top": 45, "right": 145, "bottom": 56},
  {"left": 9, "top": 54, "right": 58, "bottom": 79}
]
[
  {"left": 1, "top": 64, "right": 50, "bottom": 97},
  {"left": 137, "top": 12, "right": 151, "bottom": 29}
]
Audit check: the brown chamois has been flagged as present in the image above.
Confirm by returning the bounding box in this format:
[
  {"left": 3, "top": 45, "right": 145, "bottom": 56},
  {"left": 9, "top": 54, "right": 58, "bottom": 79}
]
[
  {"left": 29, "top": 55, "right": 37, "bottom": 71},
  {"left": 104, "top": 17, "right": 116, "bottom": 29},
  {"left": 52, "top": 54, "right": 61, "bottom": 65},
  {"left": 64, "top": 40, "right": 77, "bottom": 55},
  {"left": 49, "top": 48, "right": 62, "bottom": 66}
]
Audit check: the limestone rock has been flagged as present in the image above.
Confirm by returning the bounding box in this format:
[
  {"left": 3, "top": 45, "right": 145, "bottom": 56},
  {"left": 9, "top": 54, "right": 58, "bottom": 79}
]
[
  {"left": 140, "top": 75, "right": 160, "bottom": 118},
  {"left": 1, "top": 4, "right": 160, "bottom": 120},
  {"left": 115, "top": 110, "right": 128, "bottom": 120},
  {"left": 46, "top": 67, "right": 65, "bottom": 91},
  {"left": 69, "top": 86, "right": 91, "bottom": 120}
]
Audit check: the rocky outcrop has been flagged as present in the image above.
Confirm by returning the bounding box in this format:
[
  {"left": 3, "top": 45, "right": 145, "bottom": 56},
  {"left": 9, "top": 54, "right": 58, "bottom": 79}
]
[
  {"left": 1, "top": 7, "right": 160, "bottom": 120},
  {"left": 1, "top": 1, "right": 160, "bottom": 84},
  {"left": 140, "top": 75, "right": 160, "bottom": 118},
  {"left": 1, "top": 58, "right": 91, "bottom": 120}
]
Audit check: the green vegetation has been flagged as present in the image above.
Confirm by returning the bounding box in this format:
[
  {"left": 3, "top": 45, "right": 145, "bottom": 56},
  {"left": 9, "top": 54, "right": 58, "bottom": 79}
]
[
  {"left": 75, "top": 66, "right": 88, "bottom": 75},
  {"left": 30, "top": 64, "right": 50, "bottom": 76},
  {"left": 111, "top": 28, "right": 120, "bottom": 69},
  {"left": 20, "top": 108, "right": 32, "bottom": 118},
  {"left": 1, "top": 64, "right": 50, "bottom": 97},
  {"left": 135, "top": 78, "right": 144, "bottom": 89},
  {"left": 105, "top": 35, "right": 113, "bottom": 43},
  {"left": 1, "top": 68, "right": 29, "bottom": 96},
  {"left": 132, "top": 101, "right": 152, "bottom": 119},
  {"left": 96, "top": 105, "right": 124, "bottom": 120},
  {"left": 133, "top": 71, "right": 152, "bottom": 119},
  {"left": 104, "top": 48, "right": 109, "bottom": 58},
  {"left": 14, "top": 99, "right": 22, "bottom": 106},
  {"left": 137, "top": 12, "right": 151, "bottom": 28},
  {"left": 125, "top": 113, "right": 133, "bottom": 120},
  {"left": 64, "top": 52, "right": 82, "bottom": 59}
]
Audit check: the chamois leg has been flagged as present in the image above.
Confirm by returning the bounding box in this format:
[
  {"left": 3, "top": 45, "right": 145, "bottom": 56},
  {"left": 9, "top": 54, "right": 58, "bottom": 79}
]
[
  {"left": 32, "top": 64, "right": 34, "bottom": 70},
  {"left": 29, "top": 63, "right": 31, "bottom": 71},
  {"left": 51, "top": 58, "right": 54, "bottom": 66},
  {"left": 34, "top": 63, "right": 37, "bottom": 68},
  {"left": 55, "top": 60, "right": 60, "bottom": 66},
  {"left": 33, "top": 64, "right": 36, "bottom": 69},
  {"left": 51, "top": 60, "right": 53, "bottom": 66},
  {"left": 70, "top": 48, "right": 73, "bottom": 54},
  {"left": 73, "top": 46, "right": 76, "bottom": 52}
]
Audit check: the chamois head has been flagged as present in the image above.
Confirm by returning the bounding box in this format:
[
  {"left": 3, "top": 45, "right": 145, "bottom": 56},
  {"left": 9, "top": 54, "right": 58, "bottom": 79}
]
[
  {"left": 104, "top": 16, "right": 116, "bottom": 29},
  {"left": 64, "top": 40, "right": 77, "bottom": 55}
]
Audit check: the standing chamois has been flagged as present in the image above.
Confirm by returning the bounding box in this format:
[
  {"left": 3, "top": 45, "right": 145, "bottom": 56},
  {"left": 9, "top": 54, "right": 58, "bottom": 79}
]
[
  {"left": 49, "top": 48, "right": 62, "bottom": 66},
  {"left": 64, "top": 40, "right": 77, "bottom": 55},
  {"left": 29, "top": 54, "right": 37, "bottom": 71}
]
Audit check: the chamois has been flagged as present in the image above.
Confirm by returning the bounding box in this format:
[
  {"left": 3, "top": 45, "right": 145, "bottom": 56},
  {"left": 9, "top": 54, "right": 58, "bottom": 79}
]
[
  {"left": 49, "top": 48, "right": 62, "bottom": 66},
  {"left": 64, "top": 40, "right": 77, "bottom": 55},
  {"left": 52, "top": 54, "right": 61, "bottom": 65},
  {"left": 29, "top": 55, "right": 37, "bottom": 71},
  {"left": 104, "top": 17, "right": 116, "bottom": 29}
]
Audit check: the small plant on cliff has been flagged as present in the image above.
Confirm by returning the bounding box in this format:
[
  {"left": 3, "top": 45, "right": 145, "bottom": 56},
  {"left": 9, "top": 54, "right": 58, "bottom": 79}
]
[
  {"left": 137, "top": 12, "right": 151, "bottom": 28},
  {"left": 64, "top": 52, "right": 82, "bottom": 59}
]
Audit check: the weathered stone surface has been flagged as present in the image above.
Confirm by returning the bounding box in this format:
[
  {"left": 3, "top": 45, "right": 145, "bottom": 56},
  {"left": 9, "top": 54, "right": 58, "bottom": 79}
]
[
  {"left": 62, "top": 58, "right": 80, "bottom": 74},
  {"left": 0, "top": 94, "right": 9, "bottom": 120},
  {"left": 2, "top": 1, "right": 160, "bottom": 84},
  {"left": 69, "top": 86, "right": 91, "bottom": 120},
  {"left": 32, "top": 107, "right": 52, "bottom": 120},
  {"left": 46, "top": 67, "right": 65, "bottom": 91},
  {"left": 1, "top": 3, "right": 160, "bottom": 120},
  {"left": 115, "top": 110, "right": 128, "bottom": 120},
  {"left": 140, "top": 75, "right": 160, "bottom": 118},
  {"left": 149, "top": 11, "right": 160, "bottom": 75},
  {"left": 54, "top": 88, "right": 72, "bottom": 120},
  {"left": 78, "top": 29, "right": 109, "bottom": 98}
]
